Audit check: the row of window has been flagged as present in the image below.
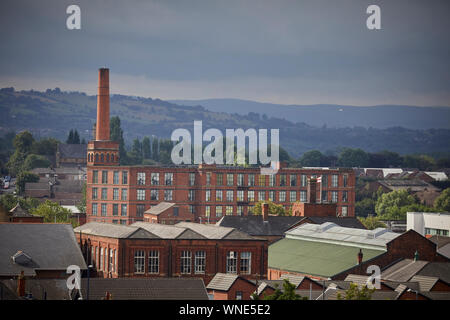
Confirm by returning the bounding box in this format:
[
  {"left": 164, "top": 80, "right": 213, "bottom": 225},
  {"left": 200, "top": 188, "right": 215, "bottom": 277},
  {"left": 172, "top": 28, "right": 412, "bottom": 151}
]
[
  {"left": 92, "top": 170, "right": 349, "bottom": 188},
  {"left": 88, "top": 153, "right": 116, "bottom": 163},
  {"left": 92, "top": 170, "right": 128, "bottom": 185},
  {"left": 92, "top": 187, "right": 348, "bottom": 204},
  {"left": 425, "top": 228, "right": 449, "bottom": 237},
  {"left": 92, "top": 203, "right": 128, "bottom": 216},
  {"left": 133, "top": 250, "right": 251, "bottom": 275},
  {"left": 205, "top": 190, "right": 348, "bottom": 203},
  {"left": 204, "top": 205, "right": 349, "bottom": 218},
  {"left": 91, "top": 246, "right": 118, "bottom": 274}
]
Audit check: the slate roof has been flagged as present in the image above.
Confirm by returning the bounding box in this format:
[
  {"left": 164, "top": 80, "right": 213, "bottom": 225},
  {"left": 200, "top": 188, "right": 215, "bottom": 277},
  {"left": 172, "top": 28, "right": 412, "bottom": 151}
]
[
  {"left": 409, "top": 275, "right": 439, "bottom": 291},
  {"left": 175, "top": 221, "right": 257, "bottom": 240},
  {"left": 75, "top": 222, "right": 159, "bottom": 239},
  {"left": 79, "top": 278, "right": 209, "bottom": 300},
  {"left": 417, "top": 262, "right": 450, "bottom": 284},
  {"left": 0, "top": 223, "right": 87, "bottom": 277},
  {"left": 437, "top": 243, "right": 450, "bottom": 259},
  {"left": 206, "top": 273, "right": 240, "bottom": 291},
  {"left": 381, "top": 259, "right": 429, "bottom": 282},
  {"left": 216, "top": 216, "right": 304, "bottom": 236},
  {"left": 77, "top": 221, "right": 257, "bottom": 241},
  {"left": 429, "top": 235, "right": 450, "bottom": 249},
  {"left": 1, "top": 279, "right": 72, "bottom": 300},
  {"left": 216, "top": 216, "right": 366, "bottom": 237},
  {"left": 9, "top": 203, "right": 33, "bottom": 217},
  {"left": 57, "top": 143, "right": 87, "bottom": 159},
  {"left": 144, "top": 202, "right": 175, "bottom": 216},
  {"left": 268, "top": 238, "right": 384, "bottom": 278},
  {"left": 132, "top": 222, "right": 203, "bottom": 239}
]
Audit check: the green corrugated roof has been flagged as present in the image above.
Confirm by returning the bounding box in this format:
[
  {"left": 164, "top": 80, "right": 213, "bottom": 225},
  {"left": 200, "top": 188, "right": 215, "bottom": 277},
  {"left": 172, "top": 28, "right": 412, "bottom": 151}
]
[{"left": 269, "top": 238, "right": 384, "bottom": 278}]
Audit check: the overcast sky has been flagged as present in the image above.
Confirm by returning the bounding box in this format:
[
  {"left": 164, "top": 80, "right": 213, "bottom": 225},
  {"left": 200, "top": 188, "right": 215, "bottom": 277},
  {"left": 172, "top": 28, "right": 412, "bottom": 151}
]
[{"left": 0, "top": 0, "right": 449, "bottom": 106}]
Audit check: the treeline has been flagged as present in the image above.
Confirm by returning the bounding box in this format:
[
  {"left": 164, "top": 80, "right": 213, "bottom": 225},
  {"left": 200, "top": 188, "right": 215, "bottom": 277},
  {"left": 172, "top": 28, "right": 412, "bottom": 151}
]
[
  {"left": 66, "top": 129, "right": 86, "bottom": 144},
  {"left": 287, "top": 148, "right": 450, "bottom": 170}
]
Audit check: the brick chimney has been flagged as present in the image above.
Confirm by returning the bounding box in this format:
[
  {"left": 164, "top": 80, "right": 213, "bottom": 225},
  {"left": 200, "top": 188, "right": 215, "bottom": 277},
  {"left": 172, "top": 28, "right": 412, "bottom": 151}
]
[
  {"left": 262, "top": 202, "right": 269, "bottom": 222},
  {"left": 17, "top": 270, "right": 26, "bottom": 297},
  {"left": 307, "top": 177, "right": 317, "bottom": 203},
  {"left": 96, "top": 68, "right": 110, "bottom": 141},
  {"left": 357, "top": 249, "right": 363, "bottom": 265}
]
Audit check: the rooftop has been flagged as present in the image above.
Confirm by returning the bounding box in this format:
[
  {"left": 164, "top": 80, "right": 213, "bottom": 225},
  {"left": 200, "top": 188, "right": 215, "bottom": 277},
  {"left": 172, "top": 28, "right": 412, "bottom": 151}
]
[
  {"left": 79, "top": 278, "right": 209, "bottom": 300},
  {"left": 268, "top": 237, "right": 384, "bottom": 278},
  {"left": 76, "top": 221, "right": 258, "bottom": 241},
  {"left": 144, "top": 202, "right": 175, "bottom": 216},
  {"left": 216, "top": 216, "right": 366, "bottom": 237},
  {"left": 0, "top": 223, "right": 87, "bottom": 277},
  {"left": 285, "top": 222, "right": 399, "bottom": 250}
]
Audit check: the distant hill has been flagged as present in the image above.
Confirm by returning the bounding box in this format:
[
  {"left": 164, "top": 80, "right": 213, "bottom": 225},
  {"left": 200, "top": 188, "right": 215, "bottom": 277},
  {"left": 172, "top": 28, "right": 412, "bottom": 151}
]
[
  {"left": 1, "top": 87, "right": 450, "bottom": 158},
  {"left": 170, "top": 98, "right": 450, "bottom": 130}
]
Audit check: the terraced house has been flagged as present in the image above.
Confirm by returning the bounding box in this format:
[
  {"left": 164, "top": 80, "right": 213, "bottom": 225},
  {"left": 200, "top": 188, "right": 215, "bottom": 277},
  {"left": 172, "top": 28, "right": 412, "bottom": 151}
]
[{"left": 86, "top": 68, "right": 355, "bottom": 225}]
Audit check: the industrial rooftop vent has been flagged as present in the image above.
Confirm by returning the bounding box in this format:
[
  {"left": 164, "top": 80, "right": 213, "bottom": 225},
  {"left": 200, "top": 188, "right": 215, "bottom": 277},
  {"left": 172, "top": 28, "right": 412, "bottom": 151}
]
[
  {"left": 367, "top": 228, "right": 388, "bottom": 239},
  {"left": 12, "top": 250, "right": 32, "bottom": 266},
  {"left": 317, "top": 222, "right": 337, "bottom": 233}
]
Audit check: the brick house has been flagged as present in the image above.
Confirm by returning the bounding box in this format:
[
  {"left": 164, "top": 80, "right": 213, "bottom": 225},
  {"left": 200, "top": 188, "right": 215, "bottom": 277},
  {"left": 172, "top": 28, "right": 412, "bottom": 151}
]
[
  {"left": 143, "top": 202, "right": 193, "bottom": 224},
  {"left": 85, "top": 68, "right": 356, "bottom": 226},
  {"left": 206, "top": 273, "right": 258, "bottom": 300},
  {"left": 74, "top": 221, "right": 268, "bottom": 285}
]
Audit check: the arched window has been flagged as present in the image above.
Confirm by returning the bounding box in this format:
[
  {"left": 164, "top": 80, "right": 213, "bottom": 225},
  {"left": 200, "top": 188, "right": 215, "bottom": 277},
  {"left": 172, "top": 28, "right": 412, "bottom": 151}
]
[
  {"left": 95, "top": 153, "right": 99, "bottom": 162},
  {"left": 101, "top": 154, "right": 104, "bottom": 162},
  {"left": 111, "top": 154, "right": 114, "bottom": 162},
  {"left": 106, "top": 153, "right": 110, "bottom": 162}
]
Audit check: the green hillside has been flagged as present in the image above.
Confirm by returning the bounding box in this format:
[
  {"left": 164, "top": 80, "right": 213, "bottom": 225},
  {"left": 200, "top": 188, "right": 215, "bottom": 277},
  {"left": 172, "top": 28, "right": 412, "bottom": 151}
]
[{"left": 1, "top": 87, "right": 449, "bottom": 157}]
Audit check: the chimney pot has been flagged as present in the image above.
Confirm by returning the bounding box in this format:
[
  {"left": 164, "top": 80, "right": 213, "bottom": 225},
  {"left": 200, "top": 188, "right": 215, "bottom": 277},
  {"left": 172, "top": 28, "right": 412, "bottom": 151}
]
[
  {"left": 357, "top": 249, "right": 363, "bottom": 265},
  {"left": 17, "top": 270, "right": 26, "bottom": 297}
]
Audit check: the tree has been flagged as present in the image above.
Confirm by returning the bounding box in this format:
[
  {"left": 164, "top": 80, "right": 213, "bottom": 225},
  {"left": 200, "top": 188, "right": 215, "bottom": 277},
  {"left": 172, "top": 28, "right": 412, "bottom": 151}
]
[
  {"left": 66, "top": 129, "right": 74, "bottom": 144},
  {"left": 76, "top": 182, "right": 87, "bottom": 213},
  {"left": 73, "top": 129, "right": 80, "bottom": 144},
  {"left": 7, "top": 131, "right": 35, "bottom": 176},
  {"left": 299, "top": 150, "right": 324, "bottom": 167},
  {"left": 0, "top": 194, "right": 40, "bottom": 211},
  {"left": 142, "top": 136, "right": 151, "bottom": 159},
  {"left": 434, "top": 188, "right": 450, "bottom": 212},
  {"left": 31, "top": 138, "right": 59, "bottom": 156},
  {"left": 31, "top": 200, "right": 79, "bottom": 227},
  {"left": 263, "top": 279, "right": 306, "bottom": 300},
  {"left": 355, "top": 198, "right": 376, "bottom": 217},
  {"left": 15, "top": 171, "right": 39, "bottom": 195},
  {"left": 110, "top": 116, "right": 127, "bottom": 163},
  {"left": 22, "top": 154, "right": 51, "bottom": 171},
  {"left": 337, "top": 283, "right": 375, "bottom": 300},
  {"left": 252, "top": 200, "right": 287, "bottom": 216},
  {"left": 337, "top": 148, "right": 369, "bottom": 168},
  {"left": 375, "top": 190, "right": 417, "bottom": 220},
  {"left": 402, "top": 155, "right": 435, "bottom": 171},
  {"left": 358, "top": 216, "right": 386, "bottom": 230}
]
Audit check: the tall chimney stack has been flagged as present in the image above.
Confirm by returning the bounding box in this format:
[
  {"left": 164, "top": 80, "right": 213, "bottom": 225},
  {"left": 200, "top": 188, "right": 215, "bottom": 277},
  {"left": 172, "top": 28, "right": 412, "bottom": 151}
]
[{"left": 96, "top": 68, "right": 110, "bottom": 141}]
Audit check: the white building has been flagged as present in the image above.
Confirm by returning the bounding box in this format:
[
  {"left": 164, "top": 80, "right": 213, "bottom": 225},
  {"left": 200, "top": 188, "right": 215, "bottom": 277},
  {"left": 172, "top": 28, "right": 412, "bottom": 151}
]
[{"left": 407, "top": 212, "right": 450, "bottom": 237}]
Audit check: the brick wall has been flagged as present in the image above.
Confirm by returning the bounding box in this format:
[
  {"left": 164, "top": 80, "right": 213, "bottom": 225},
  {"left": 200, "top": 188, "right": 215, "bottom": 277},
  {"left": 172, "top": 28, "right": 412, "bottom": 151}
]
[
  {"left": 76, "top": 233, "right": 268, "bottom": 285},
  {"left": 86, "top": 165, "right": 355, "bottom": 225}
]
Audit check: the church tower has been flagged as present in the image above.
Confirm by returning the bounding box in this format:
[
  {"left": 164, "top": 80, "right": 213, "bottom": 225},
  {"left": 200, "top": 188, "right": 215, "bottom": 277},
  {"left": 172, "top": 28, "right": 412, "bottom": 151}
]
[{"left": 87, "top": 68, "right": 119, "bottom": 166}]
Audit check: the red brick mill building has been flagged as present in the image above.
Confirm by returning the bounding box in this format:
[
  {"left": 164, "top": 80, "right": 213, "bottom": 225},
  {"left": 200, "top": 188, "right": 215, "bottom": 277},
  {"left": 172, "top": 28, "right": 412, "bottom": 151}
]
[
  {"left": 85, "top": 68, "right": 356, "bottom": 225},
  {"left": 74, "top": 221, "right": 268, "bottom": 284}
]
